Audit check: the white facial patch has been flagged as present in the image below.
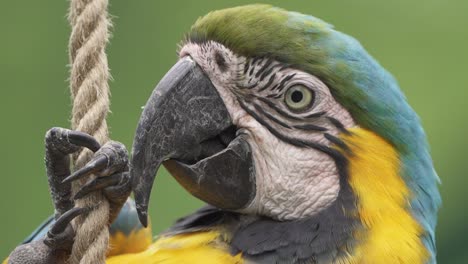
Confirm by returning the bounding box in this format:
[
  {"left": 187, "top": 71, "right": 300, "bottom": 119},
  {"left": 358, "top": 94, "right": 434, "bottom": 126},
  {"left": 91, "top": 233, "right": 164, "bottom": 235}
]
[{"left": 179, "top": 41, "right": 356, "bottom": 220}]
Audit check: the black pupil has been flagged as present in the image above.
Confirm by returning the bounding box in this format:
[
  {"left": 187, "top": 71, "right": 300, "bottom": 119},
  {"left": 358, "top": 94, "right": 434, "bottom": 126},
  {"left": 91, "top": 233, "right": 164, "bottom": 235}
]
[{"left": 291, "top": 90, "right": 304, "bottom": 103}]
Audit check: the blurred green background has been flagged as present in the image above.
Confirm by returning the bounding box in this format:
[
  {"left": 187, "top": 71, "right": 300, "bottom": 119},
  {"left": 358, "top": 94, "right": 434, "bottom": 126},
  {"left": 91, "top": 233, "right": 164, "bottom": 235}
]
[{"left": 0, "top": 0, "right": 466, "bottom": 262}]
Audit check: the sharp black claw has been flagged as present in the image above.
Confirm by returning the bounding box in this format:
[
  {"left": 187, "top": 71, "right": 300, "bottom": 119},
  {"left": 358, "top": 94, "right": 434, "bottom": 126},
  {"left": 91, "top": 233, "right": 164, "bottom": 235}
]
[
  {"left": 74, "top": 174, "right": 121, "bottom": 200},
  {"left": 67, "top": 131, "right": 101, "bottom": 152},
  {"left": 62, "top": 155, "right": 108, "bottom": 184},
  {"left": 48, "top": 207, "right": 89, "bottom": 236}
]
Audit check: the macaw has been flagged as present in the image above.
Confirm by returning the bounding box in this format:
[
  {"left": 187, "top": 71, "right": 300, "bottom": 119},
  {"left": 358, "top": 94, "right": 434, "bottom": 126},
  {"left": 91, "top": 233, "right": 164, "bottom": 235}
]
[{"left": 6, "top": 4, "right": 441, "bottom": 264}]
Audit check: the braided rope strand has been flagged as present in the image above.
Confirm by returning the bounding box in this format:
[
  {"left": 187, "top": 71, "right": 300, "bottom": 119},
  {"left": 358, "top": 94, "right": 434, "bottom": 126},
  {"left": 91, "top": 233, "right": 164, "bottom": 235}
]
[{"left": 68, "top": 0, "right": 111, "bottom": 263}]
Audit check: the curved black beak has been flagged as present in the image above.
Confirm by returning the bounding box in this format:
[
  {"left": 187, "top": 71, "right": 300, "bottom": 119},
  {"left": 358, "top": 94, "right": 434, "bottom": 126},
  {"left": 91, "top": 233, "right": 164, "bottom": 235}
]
[{"left": 130, "top": 57, "right": 255, "bottom": 227}]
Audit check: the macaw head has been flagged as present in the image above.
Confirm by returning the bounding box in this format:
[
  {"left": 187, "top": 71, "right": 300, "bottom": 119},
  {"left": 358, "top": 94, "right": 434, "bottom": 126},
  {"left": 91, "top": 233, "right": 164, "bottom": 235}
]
[{"left": 130, "top": 4, "right": 440, "bottom": 261}]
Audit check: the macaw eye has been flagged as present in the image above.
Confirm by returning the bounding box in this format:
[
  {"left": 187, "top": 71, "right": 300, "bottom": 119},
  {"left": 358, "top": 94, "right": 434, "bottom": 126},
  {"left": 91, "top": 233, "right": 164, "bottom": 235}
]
[{"left": 284, "top": 85, "right": 314, "bottom": 111}]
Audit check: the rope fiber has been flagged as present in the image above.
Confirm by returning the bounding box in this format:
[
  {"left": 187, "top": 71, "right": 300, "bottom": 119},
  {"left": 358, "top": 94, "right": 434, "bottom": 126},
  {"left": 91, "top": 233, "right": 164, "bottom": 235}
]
[{"left": 68, "top": 0, "right": 112, "bottom": 263}]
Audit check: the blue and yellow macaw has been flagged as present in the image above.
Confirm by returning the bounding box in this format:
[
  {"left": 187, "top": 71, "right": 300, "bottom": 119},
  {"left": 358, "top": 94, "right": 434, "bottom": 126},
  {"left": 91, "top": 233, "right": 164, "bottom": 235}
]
[{"left": 6, "top": 4, "right": 441, "bottom": 264}]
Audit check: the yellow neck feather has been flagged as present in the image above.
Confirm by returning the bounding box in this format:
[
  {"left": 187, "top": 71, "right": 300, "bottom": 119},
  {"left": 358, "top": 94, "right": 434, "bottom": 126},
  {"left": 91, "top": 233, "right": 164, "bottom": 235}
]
[
  {"left": 340, "top": 128, "right": 428, "bottom": 264},
  {"left": 106, "top": 231, "right": 243, "bottom": 264}
]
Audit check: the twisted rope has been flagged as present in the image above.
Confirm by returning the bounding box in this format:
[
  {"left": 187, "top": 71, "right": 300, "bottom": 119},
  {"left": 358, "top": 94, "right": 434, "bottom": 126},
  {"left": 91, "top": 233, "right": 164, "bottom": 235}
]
[{"left": 68, "top": 0, "right": 112, "bottom": 263}]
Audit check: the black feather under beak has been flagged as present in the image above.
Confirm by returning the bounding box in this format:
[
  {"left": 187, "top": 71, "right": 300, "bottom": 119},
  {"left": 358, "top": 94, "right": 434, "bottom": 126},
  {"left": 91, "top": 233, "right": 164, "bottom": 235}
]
[{"left": 131, "top": 57, "right": 256, "bottom": 227}]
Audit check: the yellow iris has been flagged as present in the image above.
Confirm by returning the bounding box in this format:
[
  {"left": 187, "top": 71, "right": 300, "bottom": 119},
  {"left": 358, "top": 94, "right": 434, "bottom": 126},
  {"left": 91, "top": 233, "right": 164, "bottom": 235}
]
[{"left": 284, "top": 84, "right": 314, "bottom": 111}]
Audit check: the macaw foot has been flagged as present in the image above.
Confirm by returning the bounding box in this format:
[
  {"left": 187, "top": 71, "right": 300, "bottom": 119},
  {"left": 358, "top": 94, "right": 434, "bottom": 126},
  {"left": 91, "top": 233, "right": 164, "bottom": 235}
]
[
  {"left": 8, "top": 128, "right": 131, "bottom": 264},
  {"left": 8, "top": 207, "right": 88, "bottom": 264},
  {"left": 45, "top": 127, "right": 131, "bottom": 223},
  {"left": 61, "top": 138, "right": 131, "bottom": 223}
]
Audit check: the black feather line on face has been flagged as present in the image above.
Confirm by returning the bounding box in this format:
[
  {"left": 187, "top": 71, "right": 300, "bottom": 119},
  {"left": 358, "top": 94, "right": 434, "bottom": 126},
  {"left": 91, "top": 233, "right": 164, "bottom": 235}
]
[
  {"left": 247, "top": 57, "right": 261, "bottom": 77},
  {"left": 258, "top": 73, "right": 277, "bottom": 92},
  {"left": 253, "top": 103, "right": 291, "bottom": 129},
  {"left": 249, "top": 66, "right": 255, "bottom": 76},
  {"left": 259, "top": 63, "right": 279, "bottom": 82},
  {"left": 243, "top": 58, "right": 250, "bottom": 75},
  {"left": 278, "top": 64, "right": 291, "bottom": 72},
  {"left": 254, "top": 100, "right": 328, "bottom": 133},
  {"left": 239, "top": 81, "right": 259, "bottom": 89},
  {"left": 255, "top": 58, "right": 274, "bottom": 78},
  {"left": 327, "top": 117, "right": 351, "bottom": 135},
  {"left": 238, "top": 100, "right": 344, "bottom": 162},
  {"left": 324, "top": 133, "right": 352, "bottom": 154},
  {"left": 266, "top": 93, "right": 281, "bottom": 99},
  {"left": 274, "top": 73, "right": 296, "bottom": 92},
  {"left": 293, "top": 124, "right": 327, "bottom": 132},
  {"left": 251, "top": 57, "right": 261, "bottom": 66},
  {"left": 270, "top": 83, "right": 279, "bottom": 91},
  {"left": 256, "top": 97, "right": 302, "bottom": 121},
  {"left": 305, "top": 111, "right": 326, "bottom": 118}
]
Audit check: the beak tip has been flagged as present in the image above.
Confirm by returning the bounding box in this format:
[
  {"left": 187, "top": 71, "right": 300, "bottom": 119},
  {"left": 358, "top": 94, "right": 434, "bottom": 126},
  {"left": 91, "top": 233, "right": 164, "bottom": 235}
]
[
  {"left": 138, "top": 212, "right": 149, "bottom": 228},
  {"left": 135, "top": 200, "right": 149, "bottom": 228},
  {"left": 131, "top": 166, "right": 157, "bottom": 228}
]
